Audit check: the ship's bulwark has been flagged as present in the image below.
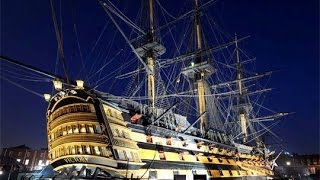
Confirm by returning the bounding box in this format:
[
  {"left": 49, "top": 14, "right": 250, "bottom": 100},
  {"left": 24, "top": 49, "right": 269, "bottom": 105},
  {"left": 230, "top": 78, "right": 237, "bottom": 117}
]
[{"left": 45, "top": 88, "right": 273, "bottom": 179}]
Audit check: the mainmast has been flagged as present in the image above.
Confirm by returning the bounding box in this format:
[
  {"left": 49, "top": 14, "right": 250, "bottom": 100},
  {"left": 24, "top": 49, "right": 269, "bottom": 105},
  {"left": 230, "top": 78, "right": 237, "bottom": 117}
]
[
  {"left": 147, "top": 0, "right": 156, "bottom": 114},
  {"left": 195, "top": 0, "right": 202, "bottom": 56},
  {"left": 235, "top": 35, "right": 248, "bottom": 143},
  {"left": 194, "top": 0, "right": 206, "bottom": 134},
  {"left": 182, "top": 0, "right": 214, "bottom": 134}
]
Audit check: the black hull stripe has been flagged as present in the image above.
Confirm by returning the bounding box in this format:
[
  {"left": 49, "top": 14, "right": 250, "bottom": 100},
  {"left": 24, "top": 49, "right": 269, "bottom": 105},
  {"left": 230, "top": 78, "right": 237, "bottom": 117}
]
[
  {"left": 137, "top": 141, "right": 233, "bottom": 158},
  {"left": 208, "top": 177, "right": 268, "bottom": 180},
  {"left": 141, "top": 160, "right": 239, "bottom": 170},
  {"left": 127, "top": 124, "right": 235, "bottom": 149}
]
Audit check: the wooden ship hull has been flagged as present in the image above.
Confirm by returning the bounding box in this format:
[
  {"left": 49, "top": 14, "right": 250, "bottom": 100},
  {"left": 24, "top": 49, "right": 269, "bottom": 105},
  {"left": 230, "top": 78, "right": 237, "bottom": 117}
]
[{"left": 46, "top": 88, "right": 273, "bottom": 179}]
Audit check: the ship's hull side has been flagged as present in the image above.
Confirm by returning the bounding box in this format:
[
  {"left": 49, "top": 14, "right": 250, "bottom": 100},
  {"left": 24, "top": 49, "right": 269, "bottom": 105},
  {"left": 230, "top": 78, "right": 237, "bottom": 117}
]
[{"left": 46, "top": 89, "right": 273, "bottom": 179}]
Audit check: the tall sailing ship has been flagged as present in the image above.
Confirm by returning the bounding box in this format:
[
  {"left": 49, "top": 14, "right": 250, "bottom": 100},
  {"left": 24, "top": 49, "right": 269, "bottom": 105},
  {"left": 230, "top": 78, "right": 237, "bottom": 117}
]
[{"left": 1, "top": 0, "right": 289, "bottom": 179}]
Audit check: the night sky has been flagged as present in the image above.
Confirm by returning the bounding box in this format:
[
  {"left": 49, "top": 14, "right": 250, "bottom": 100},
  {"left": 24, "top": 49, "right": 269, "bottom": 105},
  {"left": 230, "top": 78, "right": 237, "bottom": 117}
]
[{"left": 1, "top": 0, "right": 319, "bottom": 154}]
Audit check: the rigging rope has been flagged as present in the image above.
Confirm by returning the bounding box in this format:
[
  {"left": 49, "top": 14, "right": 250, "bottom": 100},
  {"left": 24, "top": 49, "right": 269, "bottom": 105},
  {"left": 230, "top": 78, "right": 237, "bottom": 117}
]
[
  {"left": 155, "top": 0, "right": 176, "bottom": 19},
  {"left": 99, "top": 1, "right": 152, "bottom": 75},
  {"left": 73, "top": 16, "right": 91, "bottom": 86},
  {"left": 88, "top": 49, "right": 123, "bottom": 80},
  {"left": 1, "top": 76, "right": 43, "bottom": 98},
  {"left": 92, "top": 57, "right": 136, "bottom": 89},
  {"left": 105, "top": 0, "right": 145, "bottom": 35},
  {"left": 49, "top": 0, "right": 70, "bottom": 83},
  {"left": 1, "top": 69, "right": 50, "bottom": 82}
]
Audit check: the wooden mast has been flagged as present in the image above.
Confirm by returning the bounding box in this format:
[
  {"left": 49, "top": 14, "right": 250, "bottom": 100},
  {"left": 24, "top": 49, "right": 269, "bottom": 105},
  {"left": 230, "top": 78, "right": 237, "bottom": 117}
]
[
  {"left": 195, "top": 0, "right": 202, "bottom": 52},
  {"left": 235, "top": 35, "right": 247, "bottom": 143},
  {"left": 147, "top": 0, "right": 156, "bottom": 115},
  {"left": 194, "top": 0, "right": 207, "bottom": 134}
]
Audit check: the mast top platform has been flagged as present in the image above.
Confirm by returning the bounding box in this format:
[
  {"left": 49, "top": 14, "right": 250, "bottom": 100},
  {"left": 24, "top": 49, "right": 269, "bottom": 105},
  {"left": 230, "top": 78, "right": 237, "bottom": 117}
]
[
  {"left": 134, "top": 41, "right": 166, "bottom": 57},
  {"left": 181, "top": 61, "right": 215, "bottom": 79}
]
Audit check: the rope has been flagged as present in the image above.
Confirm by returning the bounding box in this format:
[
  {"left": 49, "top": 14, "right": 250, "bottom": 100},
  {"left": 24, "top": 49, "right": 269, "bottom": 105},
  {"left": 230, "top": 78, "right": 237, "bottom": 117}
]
[
  {"left": 49, "top": 0, "right": 70, "bottom": 83},
  {"left": 105, "top": 0, "right": 145, "bottom": 35},
  {"left": 83, "top": 21, "right": 109, "bottom": 64},
  {"left": 93, "top": 57, "right": 136, "bottom": 89},
  {"left": 88, "top": 49, "right": 123, "bottom": 80},
  {"left": 155, "top": 0, "right": 176, "bottom": 19},
  {"left": 1, "top": 69, "right": 50, "bottom": 82},
  {"left": 99, "top": 0, "right": 152, "bottom": 76},
  {"left": 73, "top": 11, "right": 91, "bottom": 86},
  {"left": 1, "top": 76, "right": 43, "bottom": 98},
  {"left": 1, "top": 63, "right": 48, "bottom": 80}
]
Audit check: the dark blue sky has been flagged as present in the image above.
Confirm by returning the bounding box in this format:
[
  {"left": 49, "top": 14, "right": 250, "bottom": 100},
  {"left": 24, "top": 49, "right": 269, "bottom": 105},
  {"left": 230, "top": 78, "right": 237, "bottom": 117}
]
[{"left": 1, "top": 0, "right": 319, "bottom": 154}]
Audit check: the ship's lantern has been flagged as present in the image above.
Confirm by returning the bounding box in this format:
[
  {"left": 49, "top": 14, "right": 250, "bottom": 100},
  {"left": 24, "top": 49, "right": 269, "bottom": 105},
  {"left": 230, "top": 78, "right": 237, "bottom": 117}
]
[
  {"left": 43, "top": 94, "right": 51, "bottom": 102},
  {"left": 76, "top": 80, "right": 84, "bottom": 89},
  {"left": 286, "top": 161, "right": 291, "bottom": 166},
  {"left": 53, "top": 79, "right": 63, "bottom": 90}
]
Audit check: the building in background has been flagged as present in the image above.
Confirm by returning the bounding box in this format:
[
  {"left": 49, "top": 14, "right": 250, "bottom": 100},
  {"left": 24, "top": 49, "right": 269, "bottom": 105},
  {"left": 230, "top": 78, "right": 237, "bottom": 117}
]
[
  {"left": 275, "top": 152, "right": 320, "bottom": 179},
  {"left": 0, "top": 145, "right": 49, "bottom": 173}
]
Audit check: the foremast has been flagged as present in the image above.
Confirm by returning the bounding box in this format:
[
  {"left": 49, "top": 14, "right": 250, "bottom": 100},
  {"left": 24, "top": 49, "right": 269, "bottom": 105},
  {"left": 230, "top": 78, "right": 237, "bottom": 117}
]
[{"left": 132, "top": 0, "right": 166, "bottom": 118}]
